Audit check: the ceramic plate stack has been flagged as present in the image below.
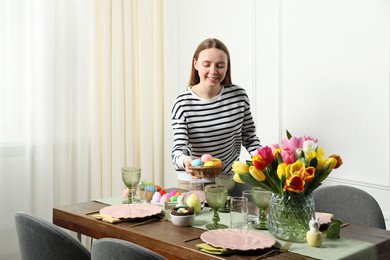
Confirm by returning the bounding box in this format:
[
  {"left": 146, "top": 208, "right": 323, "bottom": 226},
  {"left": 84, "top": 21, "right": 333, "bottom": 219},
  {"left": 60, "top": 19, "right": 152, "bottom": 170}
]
[
  {"left": 99, "top": 204, "right": 162, "bottom": 219},
  {"left": 200, "top": 229, "right": 276, "bottom": 251}
]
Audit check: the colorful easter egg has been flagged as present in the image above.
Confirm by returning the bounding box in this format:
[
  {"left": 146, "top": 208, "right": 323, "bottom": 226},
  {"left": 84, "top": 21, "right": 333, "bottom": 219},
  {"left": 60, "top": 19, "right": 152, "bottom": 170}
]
[
  {"left": 151, "top": 192, "right": 161, "bottom": 203},
  {"left": 145, "top": 184, "right": 157, "bottom": 192},
  {"left": 203, "top": 161, "right": 215, "bottom": 166},
  {"left": 167, "top": 190, "right": 177, "bottom": 198},
  {"left": 201, "top": 154, "right": 213, "bottom": 162},
  {"left": 213, "top": 158, "right": 223, "bottom": 166},
  {"left": 170, "top": 195, "right": 178, "bottom": 202},
  {"left": 191, "top": 159, "right": 203, "bottom": 166},
  {"left": 186, "top": 194, "right": 201, "bottom": 213},
  {"left": 160, "top": 194, "right": 169, "bottom": 203},
  {"left": 122, "top": 188, "right": 129, "bottom": 199}
]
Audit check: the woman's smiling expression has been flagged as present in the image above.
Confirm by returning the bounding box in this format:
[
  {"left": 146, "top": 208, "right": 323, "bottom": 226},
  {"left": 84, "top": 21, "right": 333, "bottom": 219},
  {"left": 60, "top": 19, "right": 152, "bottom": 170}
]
[{"left": 194, "top": 48, "right": 228, "bottom": 89}]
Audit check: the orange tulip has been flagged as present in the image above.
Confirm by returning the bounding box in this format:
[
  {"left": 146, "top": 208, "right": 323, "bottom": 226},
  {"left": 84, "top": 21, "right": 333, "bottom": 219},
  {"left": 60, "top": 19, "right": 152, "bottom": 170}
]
[
  {"left": 284, "top": 175, "right": 305, "bottom": 193},
  {"left": 252, "top": 154, "right": 268, "bottom": 170},
  {"left": 300, "top": 167, "right": 315, "bottom": 182},
  {"left": 329, "top": 154, "right": 343, "bottom": 169}
]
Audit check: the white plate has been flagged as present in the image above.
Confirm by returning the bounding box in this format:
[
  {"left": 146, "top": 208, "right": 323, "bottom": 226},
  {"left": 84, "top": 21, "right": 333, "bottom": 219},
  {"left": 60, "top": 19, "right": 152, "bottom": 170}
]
[
  {"left": 99, "top": 204, "right": 162, "bottom": 219},
  {"left": 150, "top": 201, "right": 176, "bottom": 210},
  {"left": 315, "top": 212, "right": 334, "bottom": 225},
  {"left": 200, "top": 229, "right": 276, "bottom": 251}
]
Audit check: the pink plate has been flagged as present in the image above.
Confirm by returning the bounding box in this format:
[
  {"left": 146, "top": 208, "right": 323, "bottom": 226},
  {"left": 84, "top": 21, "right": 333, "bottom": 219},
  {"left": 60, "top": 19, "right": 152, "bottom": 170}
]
[
  {"left": 200, "top": 229, "right": 276, "bottom": 251},
  {"left": 99, "top": 204, "right": 162, "bottom": 219},
  {"left": 315, "top": 212, "right": 334, "bottom": 225}
]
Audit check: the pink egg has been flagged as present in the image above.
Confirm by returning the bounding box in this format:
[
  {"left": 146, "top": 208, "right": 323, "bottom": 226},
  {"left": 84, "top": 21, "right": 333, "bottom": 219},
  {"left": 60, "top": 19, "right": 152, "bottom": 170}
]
[
  {"left": 122, "top": 188, "right": 129, "bottom": 199},
  {"left": 201, "top": 154, "right": 213, "bottom": 162},
  {"left": 159, "top": 194, "right": 169, "bottom": 203},
  {"left": 151, "top": 192, "right": 161, "bottom": 203},
  {"left": 167, "top": 190, "right": 177, "bottom": 198}
]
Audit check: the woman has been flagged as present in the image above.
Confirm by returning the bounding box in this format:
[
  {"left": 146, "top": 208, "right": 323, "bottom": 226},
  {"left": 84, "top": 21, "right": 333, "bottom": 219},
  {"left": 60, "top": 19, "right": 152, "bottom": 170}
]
[{"left": 171, "top": 38, "right": 261, "bottom": 189}]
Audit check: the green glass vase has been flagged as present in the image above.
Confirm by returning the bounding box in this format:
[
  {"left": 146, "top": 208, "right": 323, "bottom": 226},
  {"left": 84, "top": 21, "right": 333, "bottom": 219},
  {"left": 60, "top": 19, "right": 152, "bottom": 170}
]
[{"left": 268, "top": 192, "right": 315, "bottom": 242}]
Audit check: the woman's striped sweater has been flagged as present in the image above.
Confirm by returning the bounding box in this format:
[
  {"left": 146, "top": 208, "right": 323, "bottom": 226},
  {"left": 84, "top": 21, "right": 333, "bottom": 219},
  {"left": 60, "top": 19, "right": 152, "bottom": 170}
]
[{"left": 171, "top": 84, "right": 261, "bottom": 181}]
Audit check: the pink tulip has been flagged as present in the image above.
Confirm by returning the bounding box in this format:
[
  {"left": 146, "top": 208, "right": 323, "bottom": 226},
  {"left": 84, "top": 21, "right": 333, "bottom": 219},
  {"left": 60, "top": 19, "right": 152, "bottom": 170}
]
[
  {"left": 282, "top": 136, "right": 304, "bottom": 150},
  {"left": 281, "top": 149, "right": 295, "bottom": 165},
  {"left": 258, "top": 146, "right": 274, "bottom": 164}
]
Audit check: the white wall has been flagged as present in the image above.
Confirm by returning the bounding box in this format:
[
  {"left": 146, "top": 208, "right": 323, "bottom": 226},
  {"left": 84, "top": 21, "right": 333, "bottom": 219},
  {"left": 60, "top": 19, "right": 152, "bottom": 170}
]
[{"left": 163, "top": 0, "right": 390, "bottom": 229}]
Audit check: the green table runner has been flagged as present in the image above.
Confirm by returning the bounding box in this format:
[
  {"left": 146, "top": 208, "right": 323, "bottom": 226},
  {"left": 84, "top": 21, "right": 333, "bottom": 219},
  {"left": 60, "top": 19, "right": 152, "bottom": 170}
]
[
  {"left": 193, "top": 209, "right": 377, "bottom": 260},
  {"left": 94, "top": 197, "right": 378, "bottom": 260}
]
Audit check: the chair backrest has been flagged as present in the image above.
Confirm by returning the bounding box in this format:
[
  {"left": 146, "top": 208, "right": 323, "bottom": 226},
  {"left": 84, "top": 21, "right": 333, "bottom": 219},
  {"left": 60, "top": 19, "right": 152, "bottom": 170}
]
[
  {"left": 313, "top": 185, "right": 386, "bottom": 229},
  {"left": 15, "top": 212, "right": 91, "bottom": 260},
  {"left": 91, "top": 238, "right": 166, "bottom": 260},
  {"left": 230, "top": 182, "right": 253, "bottom": 196}
]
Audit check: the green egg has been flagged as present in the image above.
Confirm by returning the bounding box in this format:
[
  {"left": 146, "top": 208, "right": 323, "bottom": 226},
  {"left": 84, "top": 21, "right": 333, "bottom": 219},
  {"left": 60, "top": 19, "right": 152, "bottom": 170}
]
[{"left": 170, "top": 195, "right": 178, "bottom": 202}]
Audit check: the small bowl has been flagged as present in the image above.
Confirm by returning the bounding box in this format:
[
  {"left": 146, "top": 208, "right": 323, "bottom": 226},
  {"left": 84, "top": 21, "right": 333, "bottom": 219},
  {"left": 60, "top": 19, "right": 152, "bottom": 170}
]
[
  {"left": 188, "top": 165, "right": 224, "bottom": 178},
  {"left": 170, "top": 213, "right": 195, "bottom": 227},
  {"left": 170, "top": 207, "right": 195, "bottom": 227}
]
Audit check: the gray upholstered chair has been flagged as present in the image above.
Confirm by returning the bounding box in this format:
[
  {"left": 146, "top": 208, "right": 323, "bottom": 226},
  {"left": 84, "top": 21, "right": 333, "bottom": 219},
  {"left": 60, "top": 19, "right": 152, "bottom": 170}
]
[
  {"left": 15, "top": 212, "right": 91, "bottom": 260},
  {"left": 313, "top": 185, "right": 386, "bottom": 229},
  {"left": 230, "top": 182, "right": 253, "bottom": 196},
  {"left": 91, "top": 238, "right": 166, "bottom": 260}
]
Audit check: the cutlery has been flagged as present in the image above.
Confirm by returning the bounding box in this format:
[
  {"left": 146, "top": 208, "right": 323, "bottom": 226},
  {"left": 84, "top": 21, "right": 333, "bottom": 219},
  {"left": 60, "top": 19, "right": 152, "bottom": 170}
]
[
  {"left": 127, "top": 214, "right": 169, "bottom": 228},
  {"left": 183, "top": 236, "right": 200, "bottom": 242},
  {"left": 252, "top": 241, "right": 293, "bottom": 259},
  {"left": 341, "top": 222, "right": 350, "bottom": 228},
  {"left": 279, "top": 241, "right": 292, "bottom": 253},
  {"left": 127, "top": 218, "right": 160, "bottom": 227},
  {"left": 85, "top": 210, "right": 101, "bottom": 215}
]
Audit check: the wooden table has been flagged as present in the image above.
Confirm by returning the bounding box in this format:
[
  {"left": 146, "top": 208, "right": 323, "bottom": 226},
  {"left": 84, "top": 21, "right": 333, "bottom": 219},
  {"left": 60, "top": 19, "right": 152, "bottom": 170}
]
[{"left": 53, "top": 201, "right": 390, "bottom": 260}]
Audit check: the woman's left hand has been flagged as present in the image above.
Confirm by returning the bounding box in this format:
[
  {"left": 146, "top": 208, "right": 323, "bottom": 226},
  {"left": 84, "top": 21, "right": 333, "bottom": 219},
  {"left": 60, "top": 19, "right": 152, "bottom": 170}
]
[{"left": 183, "top": 156, "right": 198, "bottom": 178}]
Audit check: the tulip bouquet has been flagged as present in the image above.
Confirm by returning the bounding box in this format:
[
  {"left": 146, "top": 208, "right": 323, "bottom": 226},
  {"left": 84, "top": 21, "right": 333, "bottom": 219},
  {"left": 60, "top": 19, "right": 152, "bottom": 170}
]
[{"left": 232, "top": 130, "right": 343, "bottom": 195}]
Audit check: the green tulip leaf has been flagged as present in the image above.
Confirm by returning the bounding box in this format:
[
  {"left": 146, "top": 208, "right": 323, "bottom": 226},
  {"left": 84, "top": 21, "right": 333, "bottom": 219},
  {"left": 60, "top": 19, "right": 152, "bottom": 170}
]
[
  {"left": 286, "top": 130, "right": 292, "bottom": 139},
  {"left": 309, "top": 158, "right": 318, "bottom": 168}
]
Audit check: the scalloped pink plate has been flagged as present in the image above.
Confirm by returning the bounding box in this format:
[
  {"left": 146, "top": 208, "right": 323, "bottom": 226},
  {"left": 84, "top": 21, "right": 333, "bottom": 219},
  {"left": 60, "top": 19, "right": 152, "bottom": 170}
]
[
  {"left": 200, "top": 229, "right": 276, "bottom": 251},
  {"left": 99, "top": 204, "right": 162, "bottom": 219}
]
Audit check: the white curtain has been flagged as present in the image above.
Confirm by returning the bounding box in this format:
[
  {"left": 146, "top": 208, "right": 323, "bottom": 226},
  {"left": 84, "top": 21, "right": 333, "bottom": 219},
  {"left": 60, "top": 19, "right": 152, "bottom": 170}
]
[
  {"left": 94, "top": 0, "right": 165, "bottom": 198},
  {"left": 0, "top": 0, "right": 164, "bottom": 258}
]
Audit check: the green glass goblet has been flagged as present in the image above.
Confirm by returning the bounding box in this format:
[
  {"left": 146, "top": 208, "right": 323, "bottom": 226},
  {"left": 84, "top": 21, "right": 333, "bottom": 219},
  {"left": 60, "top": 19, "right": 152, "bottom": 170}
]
[
  {"left": 121, "top": 167, "right": 141, "bottom": 204},
  {"left": 205, "top": 185, "right": 228, "bottom": 230},
  {"left": 215, "top": 173, "right": 235, "bottom": 213},
  {"left": 252, "top": 187, "right": 271, "bottom": 230}
]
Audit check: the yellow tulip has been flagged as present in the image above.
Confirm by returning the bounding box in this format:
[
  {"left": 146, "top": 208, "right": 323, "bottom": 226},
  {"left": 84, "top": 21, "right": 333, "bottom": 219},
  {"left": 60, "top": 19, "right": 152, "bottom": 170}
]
[
  {"left": 306, "top": 150, "right": 316, "bottom": 162},
  {"left": 322, "top": 157, "right": 337, "bottom": 173},
  {"left": 233, "top": 173, "right": 245, "bottom": 184},
  {"left": 277, "top": 163, "right": 288, "bottom": 179},
  {"left": 249, "top": 166, "right": 266, "bottom": 181},
  {"left": 273, "top": 147, "right": 282, "bottom": 157},
  {"left": 315, "top": 148, "right": 326, "bottom": 168},
  {"left": 232, "top": 161, "right": 249, "bottom": 174},
  {"left": 287, "top": 161, "right": 305, "bottom": 176}
]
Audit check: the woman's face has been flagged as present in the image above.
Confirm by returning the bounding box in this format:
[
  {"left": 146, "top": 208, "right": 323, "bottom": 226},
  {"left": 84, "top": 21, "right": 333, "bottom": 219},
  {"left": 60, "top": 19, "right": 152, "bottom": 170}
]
[{"left": 194, "top": 48, "right": 228, "bottom": 88}]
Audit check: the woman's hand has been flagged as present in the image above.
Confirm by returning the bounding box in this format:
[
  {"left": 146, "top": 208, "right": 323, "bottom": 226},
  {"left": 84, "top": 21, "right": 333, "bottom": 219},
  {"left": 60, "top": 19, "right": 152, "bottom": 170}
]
[{"left": 183, "top": 156, "right": 199, "bottom": 178}]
